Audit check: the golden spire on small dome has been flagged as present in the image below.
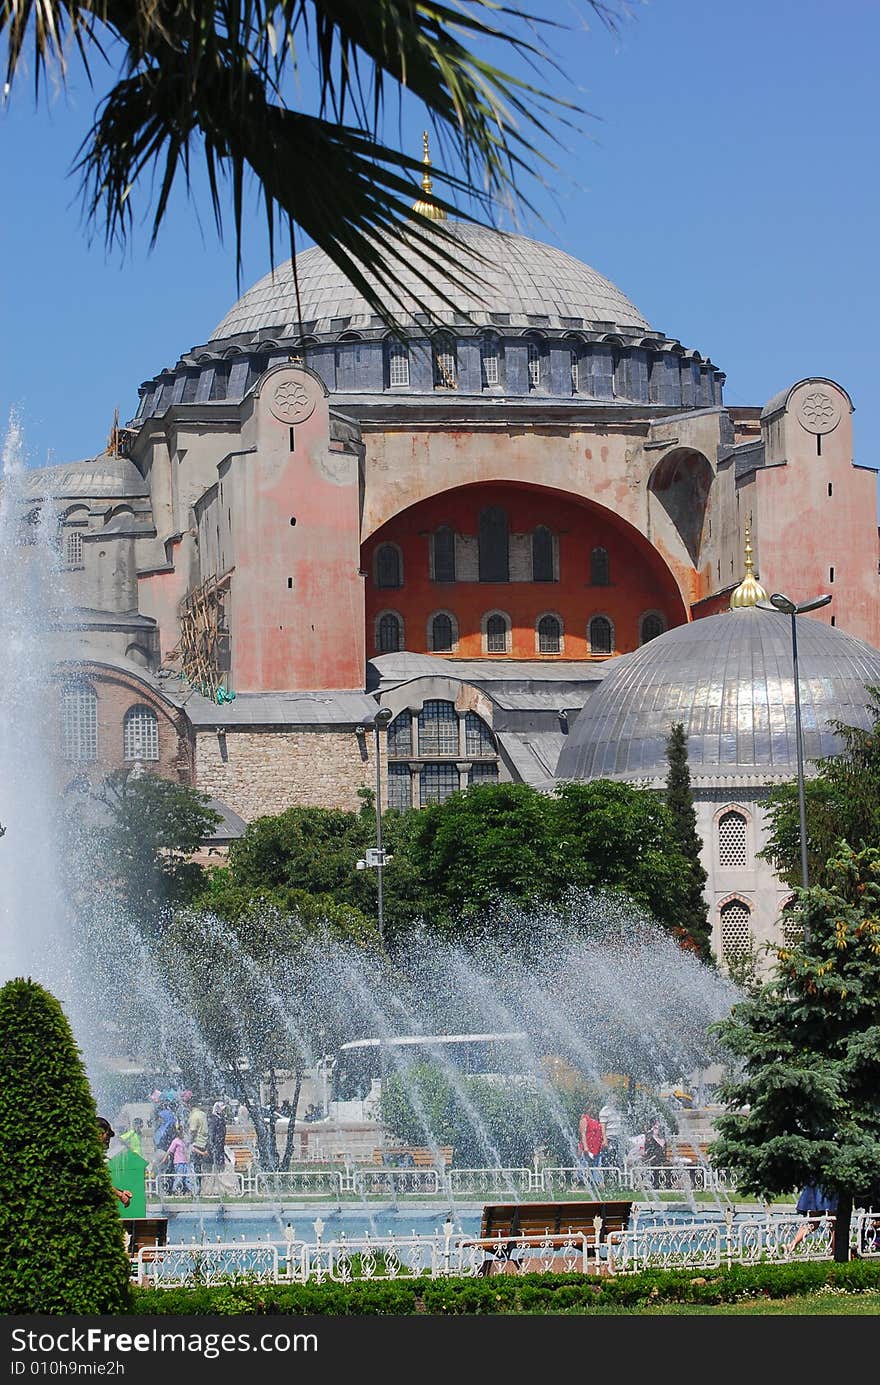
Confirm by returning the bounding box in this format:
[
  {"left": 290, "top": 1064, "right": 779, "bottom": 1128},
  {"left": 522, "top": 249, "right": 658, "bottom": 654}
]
[
  {"left": 412, "top": 131, "right": 446, "bottom": 221},
  {"left": 730, "top": 527, "right": 769, "bottom": 609}
]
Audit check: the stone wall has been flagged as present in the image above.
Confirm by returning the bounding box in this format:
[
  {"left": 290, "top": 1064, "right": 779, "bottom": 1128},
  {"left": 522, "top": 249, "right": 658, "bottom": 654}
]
[{"left": 194, "top": 726, "right": 375, "bottom": 820}]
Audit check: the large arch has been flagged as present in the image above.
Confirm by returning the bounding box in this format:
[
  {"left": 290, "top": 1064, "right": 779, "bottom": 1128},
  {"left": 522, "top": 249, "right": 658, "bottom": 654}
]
[
  {"left": 648, "top": 447, "right": 713, "bottom": 566},
  {"left": 362, "top": 480, "right": 688, "bottom": 662}
]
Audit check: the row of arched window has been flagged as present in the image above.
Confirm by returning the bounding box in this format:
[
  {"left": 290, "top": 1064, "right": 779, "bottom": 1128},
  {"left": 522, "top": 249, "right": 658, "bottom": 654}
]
[
  {"left": 375, "top": 609, "right": 665, "bottom": 656},
  {"left": 374, "top": 528, "right": 612, "bottom": 588},
  {"left": 385, "top": 701, "right": 499, "bottom": 808},
  {"left": 60, "top": 683, "right": 160, "bottom": 763},
  {"left": 383, "top": 334, "right": 580, "bottom": 393}
]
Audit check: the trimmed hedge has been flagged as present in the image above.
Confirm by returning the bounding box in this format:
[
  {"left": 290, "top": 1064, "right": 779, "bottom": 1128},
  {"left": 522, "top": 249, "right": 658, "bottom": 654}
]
[
  {"left": 131, "top": 1258, "right": 880, "bottom": 1315},
  {"left": 0, "top": 979, "right": 133, "bottom": 1313}
]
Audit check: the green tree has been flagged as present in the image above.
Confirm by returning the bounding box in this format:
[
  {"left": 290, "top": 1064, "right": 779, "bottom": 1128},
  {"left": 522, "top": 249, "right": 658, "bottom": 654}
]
[
  {"left": 663, "top": 722, "right": 711, "bottom": 960},
  {"left": 91, "top": 770, "right": 221, "bottom": 930},
  {"left": 0, "top": 3, "right": 618, "bottom": 320},
  {"left": 710, "top": 842, "right": 880, "bottom": 1262},
  {"left": 0, "top": 978, "right": 132, "bottom": 1312},
  {"left": 761, "top": 689, "right": 880, "bottom": 890}
]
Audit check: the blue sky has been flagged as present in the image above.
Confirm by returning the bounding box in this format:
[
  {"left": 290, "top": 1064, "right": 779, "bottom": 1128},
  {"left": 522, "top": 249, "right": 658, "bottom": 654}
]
[{"left": 2, "top": 0, "right": 878, "bottom": 475}]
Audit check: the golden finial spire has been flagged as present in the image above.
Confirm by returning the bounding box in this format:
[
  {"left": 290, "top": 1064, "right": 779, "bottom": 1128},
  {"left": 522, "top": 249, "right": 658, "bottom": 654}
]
[
  {"left": 412, "top": 130, "right": 446, "bottom": 221},
  {"left": 730, "top": 526, "right": 769, "bottom": 609}
]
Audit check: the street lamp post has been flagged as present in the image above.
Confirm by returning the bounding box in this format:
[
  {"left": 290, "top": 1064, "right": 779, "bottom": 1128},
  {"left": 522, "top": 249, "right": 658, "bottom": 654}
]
[
  {"left": 372, "top": 706, "right": 393, "bottom": 941},
  {"left": 762, "top": 592, "right": 832, "bottom": 938}
]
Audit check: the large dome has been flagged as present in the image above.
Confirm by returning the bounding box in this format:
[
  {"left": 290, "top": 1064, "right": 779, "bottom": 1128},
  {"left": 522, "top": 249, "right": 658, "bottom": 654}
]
[
  {"left": 211, "top": 223, "right": 652, "bottom": 340},
  {"left": 556, "top": 607, "right": 880, "bottom": 786}
]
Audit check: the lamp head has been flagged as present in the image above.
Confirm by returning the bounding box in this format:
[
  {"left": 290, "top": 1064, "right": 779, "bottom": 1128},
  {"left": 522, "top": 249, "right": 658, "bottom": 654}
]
[
  {"left": 769, "top": 592, "right": 797, "bottom": 615},
  {"left": 374, "top": 705, "right": 393, "bottom": 727},
  {"left": 796, "top": 593, "right": 833, "bottom": 614}
]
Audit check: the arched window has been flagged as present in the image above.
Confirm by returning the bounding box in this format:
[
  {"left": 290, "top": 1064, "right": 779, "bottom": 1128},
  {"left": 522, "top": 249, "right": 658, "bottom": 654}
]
[
  {"left": 485, "top": 612, "right": 509, "bottom": 654},
  {"left": 479, "top": 506, "right": 509, "bottom": 583},
  {"left": 429, "top": 611, "right": 456, "bottom": 653},
  {"left": 590, "top": 546, "right": 610, "bottom": 586},
  {"left": 60, "top": 681, "right": 97, "bottom": 762},
  {"left": 588, "top": 616, "right": 614, "bottom": 656},
  {"left": 480, "top": 335, "right": 501, "bottom": 388},
  {"left": 387, "top": 713, "right": 412, "bottom": 758},
  {"left": 123, "top": 704, "right": 159, "bottom": 761},
  {"left": 780, "top": 899, "right": 803, "bottom": 948},
  {"left": 718, "top": 811, "right": 748, "bottom": 868},
  {"left": 420, "top": 762, "right": 460, "bottom": 806},
  {"left": 432, "top": 335, "right": 457, "bottom": 389},
  {"left": 532, "top": 526, "right": 554, "bottom": 582},
  {"left": 387, "top": 340, "right": 410, "bottom": 388},
  {"left": 720, "top": 899, "right": 752, "bottom": 963},
  {"left": 526, "top": 336, "right": 543, "bottom": 390},
  {"left": 375, "top": 544, "right": 402, "bottom": 589},
  {"left": 387, "top": 763, "right": 412, "bottom": 810},
  {"left": 63, "top": 529, "right": 83, "bottom": 568},
  {"left": 538, "top": 614, "right": 562, "bottom": 654},
  {"left": 418, "top": 700, "right": 458, "bottom": 756},
  {"left": 640, "top": 612, "right": 666, "bottom": 644},
  {"left": 433, "top": 526, "right": 456, "bottom": 583},
  {"left": 569, "top": 346, "right": 580, "bottom": 393},
  {"left": 377, "top": 612, "right": 403, "bottom": 653},
  {"left": 465, "top": 712, "right": 495, "bottom": 758}
]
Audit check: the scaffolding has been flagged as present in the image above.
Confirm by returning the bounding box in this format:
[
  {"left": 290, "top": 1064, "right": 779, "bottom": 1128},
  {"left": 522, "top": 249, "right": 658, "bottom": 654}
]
[{"left": 172, "top": 571, "right": 233, "bottom": 702}]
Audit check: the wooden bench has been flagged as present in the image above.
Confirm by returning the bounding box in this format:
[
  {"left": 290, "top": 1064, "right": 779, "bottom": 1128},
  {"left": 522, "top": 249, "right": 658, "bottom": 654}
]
[
  {"left": 225, "top": 1129, "right": 256, "bottom": 1172},
  {"left": 471, "top": 1201, "right": 633, "bottom": 1275},
  {"left": 371, "top": 1145, "right": 453, "bottom": 1169}
]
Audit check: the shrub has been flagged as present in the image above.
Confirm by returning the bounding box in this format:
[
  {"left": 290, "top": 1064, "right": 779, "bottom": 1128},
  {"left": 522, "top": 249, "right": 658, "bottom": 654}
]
[{"left": 0, "top": 978, "right": 132, "bottom": 1312}]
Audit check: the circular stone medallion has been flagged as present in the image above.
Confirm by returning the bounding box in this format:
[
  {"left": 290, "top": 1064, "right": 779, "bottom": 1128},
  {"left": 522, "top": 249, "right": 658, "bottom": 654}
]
[
  {"left": 796, "top": 389, "right": 841, "bottom": 434},
  {"left": 270, "top": 377, "right": 317, "bottom": 425}
]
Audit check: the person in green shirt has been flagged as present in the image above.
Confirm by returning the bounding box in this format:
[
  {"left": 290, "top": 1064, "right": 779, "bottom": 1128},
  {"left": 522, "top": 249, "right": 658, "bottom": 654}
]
[{"left": 119, "top": 1117, "right": 144, "bottom": 1157}]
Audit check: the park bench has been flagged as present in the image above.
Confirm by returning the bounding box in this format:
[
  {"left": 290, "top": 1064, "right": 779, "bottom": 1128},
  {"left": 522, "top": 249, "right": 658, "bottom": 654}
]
[
  {"left": 467, "top": 1200, "right": 633, "bottom": 1274},
  {"left": 371, "top": 1145, "right": 453, "bottom": 1169}
]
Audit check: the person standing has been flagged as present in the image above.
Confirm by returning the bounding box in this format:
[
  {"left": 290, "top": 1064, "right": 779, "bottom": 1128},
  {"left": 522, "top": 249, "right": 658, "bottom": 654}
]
[
  {"left": 576, "top": 1106, "right": 607, "bottom": 1188},
  {"left": 119, "top": 1117, "right": 144, "bottom": 1157},
  {"left": 207, "top": 1101, "right": 227, "bottom": 1173},
  {"left": 598, "top": 1098, "right": 624, "bottom": 1173},
  {"left": 643, "top": 1118, "right": 667, "bottom": 1188},
  {"left": 187, "top": 1100, "right": 209, "bottom": 1180},
  {"left": 166, "top": 1130, "right": 192, "bottom": 1195},
  {"left": 97, "top": 1116, "right": 132, "bottom": 1208}
]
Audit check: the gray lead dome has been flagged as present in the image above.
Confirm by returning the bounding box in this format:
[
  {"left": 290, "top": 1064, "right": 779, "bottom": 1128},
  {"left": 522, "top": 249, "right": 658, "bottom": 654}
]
[
  {"left": 556, "top": 606, "right": 880, "bottom": 786},
  {"left": 211, "top": 222, "right": 652, "bottom": 339}
]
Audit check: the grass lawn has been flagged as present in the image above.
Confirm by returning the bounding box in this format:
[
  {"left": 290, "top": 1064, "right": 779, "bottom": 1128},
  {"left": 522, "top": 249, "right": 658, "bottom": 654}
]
[{"left": 548, "top": 1292, "right": 880, "bottom": 1315}]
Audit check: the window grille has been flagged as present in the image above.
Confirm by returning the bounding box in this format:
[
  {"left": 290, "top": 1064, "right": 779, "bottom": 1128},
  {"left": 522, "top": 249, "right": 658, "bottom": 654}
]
[
  {"left": 64, "top": 530, "right": 83, "bottom": 567},
  {"left": 589, "top": 616, "right": 613, "bottom": 655},
  {"left": 420, "top": 762, "right": 460, "bottom": 806},
  {"left": 433, "top": 527, "right": 456, "bottom": 583},
  {"left": 430, "top": 613, "right": 455, "bottom": 652},
  {"left": 377, "top": 613, "right": 403, "bottom": 653},
  {"left": 590, "top": 547, "right": 610, "bottom": 586},
  {"left": 468, "top": 763, "right": 499, "bottom": 787},
  {"left": 123, "top": 705, "right": 159, "bottom": 761},
  {"left": 486, "top": 613, "right": 508, "bottom": 653},
  {"left": 61, "top": 682, "right": 97, "bottom": 762},
  {"left": 720, "top": 900, "right": 752, "bottom": 960},
  {"left": 387, "top": 764, "right": 412, "bottom": 810},
  {"left": 527, "top": 339, "right": 541, "bottom": 389},
  {"left": 418, "top": 700, "right": 458, "bottom": 757},
  {"left": 538, "top": 614, "right": 562, "bottom": 654},
  {"left": 480, "top": 337, "right": 500, "bottom": 387},
  {"left": 376, "top": 544, "right": 402, "bottom": 589},
  {"left": 570, "top": 349, "right": 579, "bottom": 392},
  {"left": 532, "top": 526, "right": 554, "bottom": 582},
  {"left": 432, "top": 337, "right": 457, "bottom": 389},
  {"left": 479, "top": 506, "right": 509, "bottom": 583},
  {"left": 641, "top": 613, "right": 665, "bottom": 644},
  {"left": 388, "top": 342, "right": 410, "bottom": 387},
  {"left": 387, "top": 713, "right": 412, "bottom": 758},
  {"left": 465, "top": 712, "right": 495, "bottom": 758},
  {"left": 718, "top": 811, "right": 748, "bottom": 868},
  {"left": 780, "top": 904, "right": 803, "bottom": 948}
]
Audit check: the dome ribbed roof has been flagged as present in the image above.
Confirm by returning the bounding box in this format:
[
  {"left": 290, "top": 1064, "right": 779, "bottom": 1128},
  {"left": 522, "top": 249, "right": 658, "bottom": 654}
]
[
  {"left": 556, "top": 608, "right": 880, "bottom": 786},
  {"left": 211, "top": 223, "right": 651, "bottom": 340}
]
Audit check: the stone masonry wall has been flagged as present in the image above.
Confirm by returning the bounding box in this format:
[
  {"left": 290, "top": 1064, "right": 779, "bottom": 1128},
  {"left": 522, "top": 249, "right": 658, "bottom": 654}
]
[{"left": 194, "top": 727, "right": 375, "bottom": 820}]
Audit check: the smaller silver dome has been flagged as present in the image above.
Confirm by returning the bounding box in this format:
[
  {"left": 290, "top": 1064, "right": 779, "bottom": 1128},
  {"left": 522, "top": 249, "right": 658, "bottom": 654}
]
[
  {"left": 22, "top": 455, "right": 148, "bottom": 500},
  {"left": 556, "top": 607, "right": 880, "bottom": 786}
]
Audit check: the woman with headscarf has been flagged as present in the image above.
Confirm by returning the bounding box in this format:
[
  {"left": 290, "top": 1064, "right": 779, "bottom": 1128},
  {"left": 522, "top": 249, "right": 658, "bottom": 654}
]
[{"left": 207, "top": 1101, "right": 227, "bottom": 1172}]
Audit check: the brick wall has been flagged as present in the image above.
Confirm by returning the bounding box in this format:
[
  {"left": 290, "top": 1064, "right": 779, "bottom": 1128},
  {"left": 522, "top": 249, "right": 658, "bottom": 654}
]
[
  {"left": 51, "top": 665, "right": 191, "bottom": 787},
  {"left": 194, "top": 726, "right": 375, "bottom": 820}
]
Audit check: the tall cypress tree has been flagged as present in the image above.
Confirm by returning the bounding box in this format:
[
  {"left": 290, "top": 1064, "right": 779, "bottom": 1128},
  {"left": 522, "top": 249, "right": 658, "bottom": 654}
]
[{"left": 664, "top": 721, "right": 712, "bottom": 960}]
